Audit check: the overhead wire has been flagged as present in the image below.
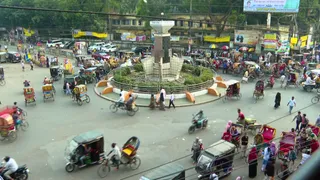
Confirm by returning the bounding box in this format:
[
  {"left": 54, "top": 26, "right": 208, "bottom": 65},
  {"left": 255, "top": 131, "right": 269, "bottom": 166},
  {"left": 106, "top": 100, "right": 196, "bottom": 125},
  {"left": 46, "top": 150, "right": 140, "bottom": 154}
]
[{"left": 120, "top": 103, "right": 317, "bottom": 179}]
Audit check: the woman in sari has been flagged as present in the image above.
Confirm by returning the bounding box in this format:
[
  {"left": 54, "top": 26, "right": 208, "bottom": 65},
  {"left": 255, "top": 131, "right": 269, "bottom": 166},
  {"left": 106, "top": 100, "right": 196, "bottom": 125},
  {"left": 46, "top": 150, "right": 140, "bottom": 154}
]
[{"left": 248, "top": 146, "right": 258, "bottom": 178}]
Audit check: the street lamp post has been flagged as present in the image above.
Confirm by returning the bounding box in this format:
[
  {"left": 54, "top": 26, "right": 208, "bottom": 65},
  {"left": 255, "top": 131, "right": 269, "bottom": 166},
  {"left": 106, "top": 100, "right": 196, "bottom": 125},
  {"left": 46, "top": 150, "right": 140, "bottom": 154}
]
[{"left": 189, "top": 0, "right": 192, "bottom": 38}]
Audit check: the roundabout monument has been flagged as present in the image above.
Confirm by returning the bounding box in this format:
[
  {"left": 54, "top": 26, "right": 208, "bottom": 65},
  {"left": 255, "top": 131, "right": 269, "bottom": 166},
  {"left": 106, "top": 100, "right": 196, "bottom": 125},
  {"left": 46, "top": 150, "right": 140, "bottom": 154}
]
[{"left": 95, "top": 20, "right": 226, "bottom": 106}]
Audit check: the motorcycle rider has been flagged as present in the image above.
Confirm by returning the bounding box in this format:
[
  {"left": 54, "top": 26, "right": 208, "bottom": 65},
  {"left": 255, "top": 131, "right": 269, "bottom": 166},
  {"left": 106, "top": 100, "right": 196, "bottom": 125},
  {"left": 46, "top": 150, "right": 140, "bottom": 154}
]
[
  {"left": 194, "top": 110, "right": 205, "bottom": 128},
  {"left": 0, "top": 156, "right": 18, "bottom": 180},
  {"left": 23, "top": 80, "right": 30, "bottom": 87},
  {"left": 107, "top": 143, "right": 121, "bottom": 170}
]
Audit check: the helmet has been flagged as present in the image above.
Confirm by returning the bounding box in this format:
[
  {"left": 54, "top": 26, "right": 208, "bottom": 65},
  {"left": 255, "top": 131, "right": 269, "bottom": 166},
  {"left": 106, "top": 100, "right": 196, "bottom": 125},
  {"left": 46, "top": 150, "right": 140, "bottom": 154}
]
[
  {"left": 199, "top": 110, "right": 203, "bottom": 113},
  {"left": 111, "top": 143, "right": 116, "bottom": 148},
  {"left": 13, "top": 102, "right": 17, "bottom": 105},
  {"left": 3, "top": 156, "right": 10, "bottom": 162}
]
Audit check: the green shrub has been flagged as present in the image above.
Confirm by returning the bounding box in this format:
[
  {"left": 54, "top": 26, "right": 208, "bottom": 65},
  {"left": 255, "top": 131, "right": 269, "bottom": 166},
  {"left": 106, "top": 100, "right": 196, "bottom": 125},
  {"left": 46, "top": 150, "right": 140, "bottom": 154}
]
[
  {"left": 113, "top": 74, "right": 131, "bottom": 84},
  {"left": 194, "top": 77, "right": 203, "bottom": 84},
  {"left": 192, "top": 67, "right": 201, "bottom": 76},
  {"left": 184, "top": 76, "right": 195, "bottom": 85},
  {"left": 181, "top": 64, "right": 194, "bottom": 73},
  {"left": 133, "top": 63, "right": 144, "bottom": 72}
]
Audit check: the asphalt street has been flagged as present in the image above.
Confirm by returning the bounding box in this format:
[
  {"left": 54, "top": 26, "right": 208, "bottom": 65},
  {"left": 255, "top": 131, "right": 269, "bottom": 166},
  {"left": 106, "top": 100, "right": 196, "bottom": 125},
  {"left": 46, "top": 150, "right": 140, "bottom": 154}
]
[{"left": 0, "top": 51, "right": 319, "bottom": 180}]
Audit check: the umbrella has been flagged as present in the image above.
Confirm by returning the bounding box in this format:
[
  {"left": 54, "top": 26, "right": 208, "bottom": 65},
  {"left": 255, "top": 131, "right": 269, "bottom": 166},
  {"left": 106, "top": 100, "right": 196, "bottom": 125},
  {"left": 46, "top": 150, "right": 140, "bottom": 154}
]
[
  {"left": 248, "top": 48, "right": 255, "bottom": 52},
  {"left": 221, "top": 46, "right": 229, "bottom": 50},
  {"left": 239, "top": 47, "right": 249, "bottom": 52},
  {"left": 209, "top": 44, "right": 217, "bottom": 49}
]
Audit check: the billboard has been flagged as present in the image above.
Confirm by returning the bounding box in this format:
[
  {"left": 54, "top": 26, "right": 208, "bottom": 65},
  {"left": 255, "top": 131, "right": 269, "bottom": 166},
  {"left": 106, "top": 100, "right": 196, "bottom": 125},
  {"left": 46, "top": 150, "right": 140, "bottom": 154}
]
[
  {"left": 234, "top": 30, "right": 262, "bottom": 45},
  {"left": 244, "top": 0, "right": 300, "bottom": 13},
  {"left": 263, "top": 33, "right": 277, "bottom": 51}
]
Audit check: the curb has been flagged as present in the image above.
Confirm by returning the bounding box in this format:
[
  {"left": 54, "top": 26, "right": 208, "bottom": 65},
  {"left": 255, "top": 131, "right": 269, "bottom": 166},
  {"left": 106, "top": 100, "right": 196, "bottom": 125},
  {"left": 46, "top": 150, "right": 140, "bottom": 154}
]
[{"left": 93, "top": 86, "right": 224, "bottom": 108}]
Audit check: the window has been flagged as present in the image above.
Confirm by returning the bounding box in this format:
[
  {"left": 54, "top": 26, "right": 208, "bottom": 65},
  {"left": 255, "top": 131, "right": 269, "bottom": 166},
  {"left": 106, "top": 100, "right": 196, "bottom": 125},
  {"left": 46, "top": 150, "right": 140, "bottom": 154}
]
[
  {"left": 180, "top": 20, "right": 183, "bottom": 27},
  {"left": 207, "top": 21, "right": 212, "bottom": 28},
  {"left": 174, "top": 20, "right": 177, "bottom": 26},
  {"left": 122, "top": 19, "right": 126, "bottom": 25},
  {"left": 132, "top": 20, "right": 136, "bottom": 25},
  {"left": 138, "top": 20, "right": 142, "bottom": 25},
  {"left": 199, "top": 21, "right": 202, "bottom": 28},
  {"left": 112, "top": 20, "right": 120, "bottom": 25},
  {"left": 125, "top": 20, "right": 130, "bottom": 25},
  {"left": 188, "top": 21, "right": 193, "bottom": 27}
]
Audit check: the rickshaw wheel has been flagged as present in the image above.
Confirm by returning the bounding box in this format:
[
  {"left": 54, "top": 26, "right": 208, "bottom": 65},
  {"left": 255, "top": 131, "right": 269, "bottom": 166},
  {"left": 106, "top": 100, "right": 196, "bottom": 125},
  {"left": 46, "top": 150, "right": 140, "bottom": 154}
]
[
  {"left": 133, "top": 105, "right": 139, "bottom": 112},
  {"left": 306, "top": 86, "right": 312, "bottom": 92},
  {"left": 311, "top": 97, "right": 319, "bottom": 104},
  {"left": 85, "top": 95, "right": 90, "bottom": 103},
  {"left": 130, "top": 156, "right": 141, "bottom": 170},
  {"left": 77, "top": 99, "right": 83, "bottom": 106},
  {"left": 65, "top": 163, "right": 75, "bottom": 172},
  {"left": 8, "top": 131, "right": 17, "bottom": 143},
  {"left": 222, "top": 96, "right": 227, "bottom": 103},
  {"left": 317, "top": 88, "right": 320, "bottom": 93},
  {"left": 109, "top": 104, "right": 118, "bottom": 113},
  {"left": 0, "top": 80, "right": 6, "bottom": 86},
  {"left": 237, "top": 93, "right": 242, "bottom": 99},
  {"left": 21, "top": 122, "right": 29, "bottom": 131},
  {"left": 127, "top": 109, "right": 136, "bottom": 116},
  {"left": 97, "top": 164, "right": 110, "bottom": 178}
]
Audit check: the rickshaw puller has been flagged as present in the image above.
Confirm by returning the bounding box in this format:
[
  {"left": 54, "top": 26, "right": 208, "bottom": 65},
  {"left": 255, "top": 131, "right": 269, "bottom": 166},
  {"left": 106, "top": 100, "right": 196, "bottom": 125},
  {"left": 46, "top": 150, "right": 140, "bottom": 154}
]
[{"left": 107, "top": 143, "right": 121, "bottom": 170}]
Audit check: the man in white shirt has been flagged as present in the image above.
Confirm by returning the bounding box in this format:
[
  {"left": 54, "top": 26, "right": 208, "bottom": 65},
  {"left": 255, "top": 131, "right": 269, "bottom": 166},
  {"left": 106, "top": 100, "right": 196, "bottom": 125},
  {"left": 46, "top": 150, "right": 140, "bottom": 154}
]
[
  {"left": 305, "top": 76, "right": 315, "bottom": 85},
  {"left": 287, "top": 96, "right": 296, "bottom": 114},
  {"left": 107, "top": 143, "right": 121, "bottom": 169},
  {"left": 117, "top": 94, "right": 125, "bottom": 107},
  {"left": 0, "top": 156, "right": 18, "bottom": 180},
  {"left": 168, "top": 92, "right": 175, "bottom": 109},
  {"left": 299, "top": 151, "right": 311, "bottom": 166}
]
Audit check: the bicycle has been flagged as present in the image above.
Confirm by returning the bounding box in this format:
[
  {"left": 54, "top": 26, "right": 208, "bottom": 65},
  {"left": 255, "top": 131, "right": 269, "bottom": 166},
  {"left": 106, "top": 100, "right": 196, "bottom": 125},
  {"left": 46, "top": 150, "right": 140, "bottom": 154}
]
[{"left": 311, "top": 93, "right": 320, "bottom": 104}]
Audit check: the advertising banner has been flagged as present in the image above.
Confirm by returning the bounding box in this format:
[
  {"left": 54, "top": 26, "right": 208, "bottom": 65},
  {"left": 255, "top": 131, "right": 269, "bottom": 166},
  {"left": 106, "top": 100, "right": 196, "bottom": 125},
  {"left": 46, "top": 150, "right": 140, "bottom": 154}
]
[
  {"left": 234, "top": 30, "right": 262, "bottom": 45},
  {"left": 243, "top": 0, "right": 300, "bottom": 13},
  {"left": 73, "top": 30, "right": 107, "bottom": 39},
  {"left": 170, "top": 36, "right": 180, "bottom": 42},
  {"left": 121, "top": 33, "right": 136, "bottom": 41},
  {"left": 203, "top": 36, "right": 230, "bottom": 43},
  {"left": 300, "top": 35, "right": 308, "bottom": 48},
  {"left": 263, "top": 33, "right": 277, "bottom": 51},
  {"left": 136, "top": 35, "right": 146, "bottom": 42}
]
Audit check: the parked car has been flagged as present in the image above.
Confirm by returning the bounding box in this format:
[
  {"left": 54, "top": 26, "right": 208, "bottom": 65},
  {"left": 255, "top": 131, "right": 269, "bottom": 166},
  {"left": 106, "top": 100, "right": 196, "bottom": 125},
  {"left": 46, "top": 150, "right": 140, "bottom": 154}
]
[
  {"left": 101, "top": 45, "right": 117, "bottom": 52},
  {"left": 88, "top": 42, "right": 106, "bottom": 51},
  {"left": 47, "top": 40, "right": 64, "bottom": 48},
  {"left": 6, "top": 52, "right": 21, "bottom": 63},
  {"left": 132, "top": 46, "right": 149, "bottom": 54},
  {"left": 92, "top": 52, "right": 110, "bottom": 60}
]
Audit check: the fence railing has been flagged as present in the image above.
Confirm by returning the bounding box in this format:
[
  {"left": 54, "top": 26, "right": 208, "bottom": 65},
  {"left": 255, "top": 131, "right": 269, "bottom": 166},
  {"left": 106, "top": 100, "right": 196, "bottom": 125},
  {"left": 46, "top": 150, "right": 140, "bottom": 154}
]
[{"left": 111, "top": 79, "right": 214, "bottom": 94}]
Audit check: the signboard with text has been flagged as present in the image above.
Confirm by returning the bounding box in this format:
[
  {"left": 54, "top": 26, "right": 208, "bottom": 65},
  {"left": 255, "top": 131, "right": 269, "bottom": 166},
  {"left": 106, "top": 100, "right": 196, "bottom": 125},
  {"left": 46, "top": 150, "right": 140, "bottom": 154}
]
[
  {"left": 243, "top": 0, "right": 300, "bottom": 13},
  {"left": 234, "top": 30, "right": 262, "bottom": 45}
]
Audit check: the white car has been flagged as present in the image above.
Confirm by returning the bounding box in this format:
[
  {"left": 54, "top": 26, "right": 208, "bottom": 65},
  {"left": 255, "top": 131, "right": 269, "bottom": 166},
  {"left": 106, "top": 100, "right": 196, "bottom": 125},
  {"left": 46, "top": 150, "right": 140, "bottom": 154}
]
[
  {"left": 101, "top": 45, "right": 117, "bottom": 52},
  {"left": 47, "top": 40, "right": 64, "bottom": 48},
  {"left": 88, "top": 43, "right": 106, "bottom": 51}
]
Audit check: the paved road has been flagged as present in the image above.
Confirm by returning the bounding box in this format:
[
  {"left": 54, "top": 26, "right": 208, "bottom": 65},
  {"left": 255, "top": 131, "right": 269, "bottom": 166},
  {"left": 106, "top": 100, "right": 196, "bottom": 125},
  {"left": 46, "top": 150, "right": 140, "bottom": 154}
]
[{"left": 0, "top": 54, "right": 319, "bottom": 180}]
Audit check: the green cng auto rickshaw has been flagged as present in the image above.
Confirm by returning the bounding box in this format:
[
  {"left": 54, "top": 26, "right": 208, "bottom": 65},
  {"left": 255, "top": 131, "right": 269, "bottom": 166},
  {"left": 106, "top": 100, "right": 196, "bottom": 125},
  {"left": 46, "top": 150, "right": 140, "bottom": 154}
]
[
  {"left": 50, "top": 66, "right": 62, "bottom": 81},
  {"left": 140, "top": 162, "right": 185, "bottom": 180},
  {"left": 195, "top": 140, "right": 236, "bottom": 179},
  {"left": 65, "top": 131, "right": 105, "bottom": 172}
]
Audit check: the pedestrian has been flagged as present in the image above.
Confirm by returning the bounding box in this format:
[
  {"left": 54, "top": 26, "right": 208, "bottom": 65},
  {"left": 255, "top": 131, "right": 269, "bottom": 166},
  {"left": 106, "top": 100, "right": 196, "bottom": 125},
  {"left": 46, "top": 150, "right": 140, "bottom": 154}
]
[
  {"left": 241, "top": 132, "right": 248, "bottom": 157},
  {"left": 274, "top": 92, "right": 281, "bottom": 109},
  {"left": 288, "top": 146, "right": 297, "bottom": 168},
  {"left": 300, "top": 114, "right": 309, "bottom": 131},
  {"left": 264, "top": 159, "right": 275, "bottom": 180},
  {"left": 21, "top": 61, "right": 25, "bottom": 72},
  {"left": 262, "top": 147, "right": 271, "bottom": 171},
  {"left": 248, "top": 146, "right": 258, "bottom": 178},
  {"left": 299, "top": 150, "right": 311, "bottom": 167},
  {"left": 46, "top": 56, "right": 49, "bottom": 68},
  {"left": 223, "top": 60, "right": 228, "bottom": 74},
  {"left": 315, "top": 114, "right": 320, "bottom": 127},
  {"left": 149, "top": 94, "right": 156, "bottom": 110},
  {"left": 269, "top": 142, "right": 277, "bottom": 158},
  {"left": 168, "top": 91, "right": 175, "bottom": 109},
  {"left": 66, "top": 82, "right": 71, "bottom": 95},
  {"left": 30, "top": 61, "right": 34, "bottom": 70},
  {"left": 287, "top": 96, "right": 296, "bottom": 114},
  {"left": 95, "top": 70, "right": 100, "bottom": 82},
  {"left": 292, "top": 111, "right": 302, "bottom": 132},
  {"left": 159, "top": 88, "right": 166, "bottom": 110}
]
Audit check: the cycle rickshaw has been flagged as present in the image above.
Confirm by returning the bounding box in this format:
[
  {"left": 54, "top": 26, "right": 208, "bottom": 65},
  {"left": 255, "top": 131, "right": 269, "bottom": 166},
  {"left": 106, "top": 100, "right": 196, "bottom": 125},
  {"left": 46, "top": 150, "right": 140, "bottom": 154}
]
[
  {"left": 253, "top": 80, "right": 264, "bottom": 103},
  {"left": 222, "top": 80, "right": 241, "bottom": 102},
  {"left": 24, "top": 87, "right": 36, "bottom": 106},
  {"left": 0, "top": 114, "right": 17, "bottom": 142},
  {"left": 73, "top": 85, "right": 90, "bottom": 106},
  {"left": 42, "top": 84, "right": 55, "bottom": 102}
]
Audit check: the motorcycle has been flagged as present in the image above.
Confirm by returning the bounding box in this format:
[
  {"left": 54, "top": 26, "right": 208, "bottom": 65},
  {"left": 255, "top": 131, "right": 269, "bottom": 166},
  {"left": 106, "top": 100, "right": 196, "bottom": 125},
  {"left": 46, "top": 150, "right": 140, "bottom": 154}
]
[
  {"left": 0, "top": 165, "right": 29, "bottom": 180},
  {"left": 188, "top": 115, "right": 208, "bottom": 134}
]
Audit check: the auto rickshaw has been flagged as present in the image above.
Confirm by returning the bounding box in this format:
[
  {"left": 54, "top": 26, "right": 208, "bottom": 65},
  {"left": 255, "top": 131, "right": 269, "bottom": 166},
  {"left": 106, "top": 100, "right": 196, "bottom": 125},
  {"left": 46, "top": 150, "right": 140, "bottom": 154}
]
[
  {"left": 0, "top": 66, "right": 5, "bottom": 86},
  {"left": 24, "top": 87, "right": 36, "bottom": 106},
  {"left": 73, "top": 85, "right": 90, "bottom": 106},
  {"left": 42, "top": 84, "right": 55, "bottom": 102},
  {"left": 222, "top": 80, "right": 241, "bottom": 102},
  {"left": 140, "top": 163, "right": 185, "bottom": 180},
  {"left": 50, "top": 66, "right": 62, "bottom": 81},
  {"left": 83, "top": 67, "right": 96, "bottom": 84},
  {"left": 0, "top": 114, "right": 17, "bottom": 143},
  {"left": 65, "top": 131, "right": 105, "bottom": 172},
  {"left": 195, "top": 140, "right": 236, "bottom": 179}
]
